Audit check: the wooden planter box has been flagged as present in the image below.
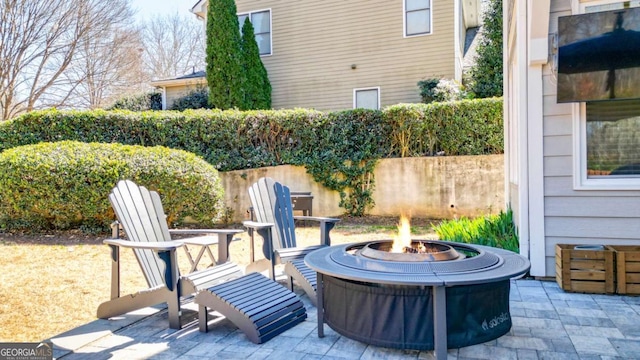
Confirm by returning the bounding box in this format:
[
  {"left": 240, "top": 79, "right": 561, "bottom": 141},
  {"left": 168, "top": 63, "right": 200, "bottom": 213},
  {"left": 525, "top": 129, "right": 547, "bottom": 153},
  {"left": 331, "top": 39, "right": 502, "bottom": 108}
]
[
  {"left": 555, "top": 244, "right": 615, "bottom": 294},
  {"left": 608, "top": 245, "right": 640, "bottom": 295}
]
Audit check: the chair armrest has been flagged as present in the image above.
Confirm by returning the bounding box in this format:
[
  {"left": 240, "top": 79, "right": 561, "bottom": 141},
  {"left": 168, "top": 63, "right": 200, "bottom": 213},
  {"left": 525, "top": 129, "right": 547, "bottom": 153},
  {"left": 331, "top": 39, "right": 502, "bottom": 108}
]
[
  {"left": 292, "top": 216, "right": 340, "bottom": 223},
  {"left": 169, "top": 229, "right": 244, "bottom": 246},
  {"left": 292, "top": 216, "right": 340, "bottom": 246},
  {"left": 103, "top": 239, "right": 184, "bottom": 251},
  {"left": 242, "top": 221, "right": 274, "bottom": 229},
  {"left": 110, "top": 221, "right": 122, "bottom": 239},
  {"left": 169, "top": 229, "right": 244, "bottom": 236}
]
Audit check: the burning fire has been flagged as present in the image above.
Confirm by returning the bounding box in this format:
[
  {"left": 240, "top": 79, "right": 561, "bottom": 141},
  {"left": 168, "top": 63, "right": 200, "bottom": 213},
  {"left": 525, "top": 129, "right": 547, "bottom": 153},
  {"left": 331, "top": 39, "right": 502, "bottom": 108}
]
[{"left": 391, "top": 213, "right": 412, "bottom": 253}]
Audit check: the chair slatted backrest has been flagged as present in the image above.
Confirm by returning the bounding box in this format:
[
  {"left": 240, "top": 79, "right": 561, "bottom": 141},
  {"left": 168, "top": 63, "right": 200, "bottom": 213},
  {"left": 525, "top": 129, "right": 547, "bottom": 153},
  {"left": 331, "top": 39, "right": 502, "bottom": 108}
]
[
  {"left": 248, "top": 177, "right": 297, "bottom": 255},
  {"left": 109, "top": 180, "right": 172, "bottom": 289}
]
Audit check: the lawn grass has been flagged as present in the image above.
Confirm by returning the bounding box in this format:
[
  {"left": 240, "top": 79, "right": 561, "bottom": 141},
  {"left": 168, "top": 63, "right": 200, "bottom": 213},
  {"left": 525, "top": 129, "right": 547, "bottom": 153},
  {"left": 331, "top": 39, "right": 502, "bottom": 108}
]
[{"left": 0, "top": 219, "right": 437, "bottom": 343}]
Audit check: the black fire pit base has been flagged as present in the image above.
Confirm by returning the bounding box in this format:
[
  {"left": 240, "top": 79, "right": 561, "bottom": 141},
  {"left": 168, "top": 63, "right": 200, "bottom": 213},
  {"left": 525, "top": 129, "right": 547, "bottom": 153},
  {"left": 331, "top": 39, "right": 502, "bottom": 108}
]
[{"left": 322, "top": 276, "right": 512, "bottom": 350}]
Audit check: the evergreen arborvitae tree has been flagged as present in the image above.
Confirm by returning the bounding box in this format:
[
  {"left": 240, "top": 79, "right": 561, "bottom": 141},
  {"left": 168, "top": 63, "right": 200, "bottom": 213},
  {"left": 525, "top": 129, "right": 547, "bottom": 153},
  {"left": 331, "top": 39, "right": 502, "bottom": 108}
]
[
  {"left": 240, "top": 18, "right": 272, "bottom": 110},
  {"left": 205, "top": 0, "right": 244, "bottom": 109},
  {"left": 469, "top": 0, "right": 503, "bottom": 98}
]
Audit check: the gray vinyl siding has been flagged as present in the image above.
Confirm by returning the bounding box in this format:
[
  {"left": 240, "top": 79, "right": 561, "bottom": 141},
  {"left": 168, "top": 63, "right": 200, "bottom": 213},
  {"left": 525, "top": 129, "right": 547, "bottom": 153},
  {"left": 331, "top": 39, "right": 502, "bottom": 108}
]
[
  {"left": 540, "top": 0, "right": 640, "bottom": 276},
  {"left": 236, "top": 0, "right": 456, "bottom": 111}
]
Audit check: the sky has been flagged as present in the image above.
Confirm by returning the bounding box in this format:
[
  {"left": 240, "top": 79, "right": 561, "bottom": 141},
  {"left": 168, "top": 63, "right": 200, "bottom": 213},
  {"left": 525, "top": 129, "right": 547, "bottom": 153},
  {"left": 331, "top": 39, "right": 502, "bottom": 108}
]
[{"left": 130, "top": 0, "right": 196, "bottom": 23}]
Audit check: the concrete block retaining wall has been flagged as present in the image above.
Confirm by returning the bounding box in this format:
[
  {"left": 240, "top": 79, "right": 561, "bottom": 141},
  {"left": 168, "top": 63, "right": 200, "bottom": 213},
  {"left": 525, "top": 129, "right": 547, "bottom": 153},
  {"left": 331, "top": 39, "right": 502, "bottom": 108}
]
[{"left": 219, "top": 154, "right": 504, "bottom": 222}]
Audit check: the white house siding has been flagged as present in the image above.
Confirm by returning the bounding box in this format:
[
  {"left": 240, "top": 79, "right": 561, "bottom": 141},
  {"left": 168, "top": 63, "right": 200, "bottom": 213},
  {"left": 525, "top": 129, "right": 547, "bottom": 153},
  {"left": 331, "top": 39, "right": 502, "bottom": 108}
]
[
  {"left": 535, "top": 0, "right": 640, "bottom": 276},
  {"left": 504, "top": 0, "right": 515, "bottom": 249},
  {"left": 456, "top": 1, "right": 466, "bottom": 80},
  {"left": 235, "top": 0, "right": 457, "bottom": 111},
  {"left": 505, "top": 0, "right": 532, "bottom": 261},
  {"left": 509, "top": 183, "right": 520, "bottom": 225}
]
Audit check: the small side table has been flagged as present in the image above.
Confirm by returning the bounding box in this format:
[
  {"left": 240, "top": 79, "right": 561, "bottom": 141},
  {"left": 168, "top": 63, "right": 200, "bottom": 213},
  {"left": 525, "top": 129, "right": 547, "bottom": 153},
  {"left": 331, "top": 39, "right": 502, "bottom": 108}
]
[
  {"left": 290, "top": 191, "right": 314, "bottom": 227},
  {"left": 169, "top": 229, "right": 244, "bottom": 273},
  {"left": 290, "top": 192, "right": 313, "bottom": 217}
]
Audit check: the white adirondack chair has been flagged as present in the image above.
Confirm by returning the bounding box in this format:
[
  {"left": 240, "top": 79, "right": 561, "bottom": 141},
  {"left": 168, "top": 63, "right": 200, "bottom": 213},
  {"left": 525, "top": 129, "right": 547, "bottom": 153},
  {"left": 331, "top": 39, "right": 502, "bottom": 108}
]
[{"left": 97, "top": 180, "right": 307, "bottom": 343}]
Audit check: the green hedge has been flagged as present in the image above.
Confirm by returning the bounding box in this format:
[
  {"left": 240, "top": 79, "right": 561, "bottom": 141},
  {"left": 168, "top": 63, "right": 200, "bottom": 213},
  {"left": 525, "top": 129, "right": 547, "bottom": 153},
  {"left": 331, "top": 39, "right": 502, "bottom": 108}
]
[
  {"left": 384, "top": 98, "right": 503, "bottom": 157},
  {"left": 0, "top": 141, "right": 225, "bottom": 231},
  {"left": 0, "top": 99, "right": 503, "bottom": 170},
  {"left": 170, "top": 87, "right": 210, "bottom": 111},
  {"left": 0, "top": 108, "right": 324, "bottom": 171},
  {"left": 107, "top": 91, "right": 163, "bottom": 111},
  {"left": 0, "top": 99, "right": 502, "bottom": 216}
]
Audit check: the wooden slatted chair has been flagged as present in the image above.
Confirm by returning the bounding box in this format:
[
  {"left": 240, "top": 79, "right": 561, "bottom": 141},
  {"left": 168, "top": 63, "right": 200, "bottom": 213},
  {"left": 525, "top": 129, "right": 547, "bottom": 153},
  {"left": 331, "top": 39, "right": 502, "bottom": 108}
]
[
  {"left": 243, "top": 177, "right": 339, "bottom": 306},
  {"left": 97, "top": 180, "right": 306, "bottom": 342}
]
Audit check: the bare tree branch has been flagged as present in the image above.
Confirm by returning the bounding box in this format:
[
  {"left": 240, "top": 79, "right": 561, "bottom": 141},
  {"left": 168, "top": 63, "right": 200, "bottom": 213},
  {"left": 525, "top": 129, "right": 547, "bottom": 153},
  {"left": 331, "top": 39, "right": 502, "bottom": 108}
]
[
  {"left": 142, "top": 11, "right": 206, "bottom": 81},
  {"left": 0, "top": 0, "right": 136, "bottom": 120},
  {"left": 67, "top": 28, "right": 144, "bottom": 108}
]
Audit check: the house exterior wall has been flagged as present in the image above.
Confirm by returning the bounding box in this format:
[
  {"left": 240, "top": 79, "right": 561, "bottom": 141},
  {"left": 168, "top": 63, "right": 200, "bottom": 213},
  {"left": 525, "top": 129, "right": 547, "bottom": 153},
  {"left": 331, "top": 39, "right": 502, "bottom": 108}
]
[
  {"left": 505, "top": 0, "right": 539, "bottom": 266},
  {"left": 205, "top": 0, "right": 459, "bottom": 111},
  {"left": 506, "top": 0, "right": 640, "bottom": 277},
  {"left": 505, "top": 0, "right": 518, "bottom": 255},
  {"left": 456, "top": 0, "right": 466, "bottom": 80},
  {"left": 152, "top": 75, "right": 207, "bottom": 110},
  {"left": 164, "top": 84, "right": 203, "bottom": 109}
]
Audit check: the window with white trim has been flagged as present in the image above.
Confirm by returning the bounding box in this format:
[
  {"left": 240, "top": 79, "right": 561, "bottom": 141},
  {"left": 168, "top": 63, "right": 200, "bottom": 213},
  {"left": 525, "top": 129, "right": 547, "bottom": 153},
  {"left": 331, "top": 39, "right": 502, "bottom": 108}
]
[
  {"left": 574, "top": 0, "right": 640, "bottom": 189},
  {"left": 354, "top": 88, "right": 380, "bottom": 110},
  {"left": 586, "top": 100, "right": 640, "bottom": 176},
  {"left": 404, "top": 0, "right": 431, "bottom": 36},
  {"left": 238, "top": 9, "right": 271, "bottom": 55}
]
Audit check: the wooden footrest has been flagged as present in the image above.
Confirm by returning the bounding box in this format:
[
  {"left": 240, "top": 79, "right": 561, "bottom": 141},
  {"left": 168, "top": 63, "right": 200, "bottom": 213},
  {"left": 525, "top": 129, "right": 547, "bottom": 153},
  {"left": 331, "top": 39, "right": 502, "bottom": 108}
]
[
  {"left": 181, "top": 261, "right": 244, "bottom": 295},
  {"left": 195, "top": 272, "right": 307, "bottom": 344},
  {"left": 284, "top": 259, "right": 318, "bottom": 307}
]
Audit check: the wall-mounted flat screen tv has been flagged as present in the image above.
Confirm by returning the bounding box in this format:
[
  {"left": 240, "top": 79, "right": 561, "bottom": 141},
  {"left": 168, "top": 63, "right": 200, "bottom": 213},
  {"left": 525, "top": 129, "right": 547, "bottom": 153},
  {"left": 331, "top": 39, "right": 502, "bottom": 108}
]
[{"left": 557, "top": 7, "right": 640, "bottom": 103}]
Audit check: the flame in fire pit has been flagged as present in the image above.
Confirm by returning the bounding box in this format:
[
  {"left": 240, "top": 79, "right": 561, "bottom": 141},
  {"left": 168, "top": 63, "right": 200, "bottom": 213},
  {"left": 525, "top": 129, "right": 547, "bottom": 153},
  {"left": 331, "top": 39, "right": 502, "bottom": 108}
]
[{"left": 391, "top": 213, "right": 412, "bottom": 253}]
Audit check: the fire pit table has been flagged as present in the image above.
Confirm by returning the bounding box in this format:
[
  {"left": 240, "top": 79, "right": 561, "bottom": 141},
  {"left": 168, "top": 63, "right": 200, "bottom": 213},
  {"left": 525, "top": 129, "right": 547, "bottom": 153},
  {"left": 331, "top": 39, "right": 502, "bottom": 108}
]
[{"left": 305, "top": 240, "right": 530, "bottom": 359}]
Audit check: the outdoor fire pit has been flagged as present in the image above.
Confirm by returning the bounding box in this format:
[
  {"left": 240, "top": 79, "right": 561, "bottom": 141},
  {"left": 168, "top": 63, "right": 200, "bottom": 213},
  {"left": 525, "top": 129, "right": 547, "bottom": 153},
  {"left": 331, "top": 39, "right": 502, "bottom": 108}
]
[{"left": 305, "top": 238, "right": 530, "bottom": 359}]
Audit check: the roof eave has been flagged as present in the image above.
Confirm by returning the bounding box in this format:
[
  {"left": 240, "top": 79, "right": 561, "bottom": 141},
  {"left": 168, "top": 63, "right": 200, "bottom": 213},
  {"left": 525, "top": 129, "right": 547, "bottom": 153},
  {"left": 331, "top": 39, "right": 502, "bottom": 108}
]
[
  {"left": 151, "top": 76, "right": 207, "bottom": 88},
  {"left": 190, "top": 0, "right": 207, "bottom": 19}
]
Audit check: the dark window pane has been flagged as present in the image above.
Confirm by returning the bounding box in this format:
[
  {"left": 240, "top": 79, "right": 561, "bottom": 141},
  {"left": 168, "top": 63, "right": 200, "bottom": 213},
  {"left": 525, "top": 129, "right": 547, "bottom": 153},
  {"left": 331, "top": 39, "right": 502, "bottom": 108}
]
[{"left": 586, "top": 99, "right": 640, "bottom": 177}]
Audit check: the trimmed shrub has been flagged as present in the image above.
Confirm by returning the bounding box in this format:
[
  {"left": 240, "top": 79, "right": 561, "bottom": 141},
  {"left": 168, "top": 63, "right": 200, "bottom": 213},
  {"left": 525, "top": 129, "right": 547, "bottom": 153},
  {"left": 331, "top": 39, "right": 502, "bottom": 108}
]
[
  {"left": 0, "top": 141, "right": 225, "bottom": 231},
  {"left": 417, "top": 78, "right": 440, "bottom": 104},
  {"left": 171, "top": 87, "right": 210, "bottom": 111},
  {"left": 0, "top": 108, "right": 326, "bottom": 171},
  {"left": 0, "top": 101, "right": 502, "bottom": 164},
  {"left": 418, "top": 78, "right": 468, "bottom": 104},
  {"left": 108, "top": 91, "right": 162, "bottom": 111},
  {"left": 0, "top": 100, "right": 502, "bottom": 216},
  {"left": 384, "top": 98, "right": 503, "bottom": 157},
  {"left": 432, "top": 79, "right": 467, "bottom": 102}
]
